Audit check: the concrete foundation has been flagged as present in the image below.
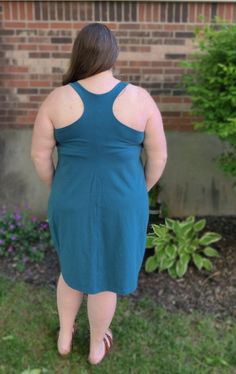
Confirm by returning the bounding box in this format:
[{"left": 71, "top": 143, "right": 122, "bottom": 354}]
[{"left": 0, "top": 129, "right": 235, "bottom": 218}]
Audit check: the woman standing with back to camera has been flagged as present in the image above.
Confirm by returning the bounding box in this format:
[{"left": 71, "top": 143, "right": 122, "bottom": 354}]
[{"left": 31, "top": 23, "right": 167, "bottom": 365}]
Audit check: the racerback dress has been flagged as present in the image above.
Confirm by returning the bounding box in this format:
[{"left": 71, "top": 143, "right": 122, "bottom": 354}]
[{"left": 47, "top": 80, "right": 149, "bottom": 295}]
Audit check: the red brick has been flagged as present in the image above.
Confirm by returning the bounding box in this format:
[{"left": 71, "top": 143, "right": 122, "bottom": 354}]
[
  {"left": 0, "top": 1, "right": 235, "bottom": 133},
  {"left": 3, "top": 2, "right": 11, "bottom": 20},
  {"left": 130, "top": 61, "right": 152, "bottom": 67},
  {"left": 0, "top": 66, "right": 28, "bottom": 73},
  {"left": 143, "top": 23, "right": 163, "bottom": 30},
  {"left": 38, "top": 45, "right": 59, "bottom": 52},
  {"left": 4, "top": 21, "right": 26, "bottom": 28},
  {"left": 12, "top": 2, "right": 19, "bottom": 19},
  {"left": 164, "top": 24, "right": 186, "bottom": 30},
  {"left": 17, "top": 44, "right": 37, "bottom": 51},
  {"left": 225, "top": 3, "right": 233, "bottom": 21},
  {"left": 153, "top": 2, "right": 160, "bottom": 22},
  {"left": 146, "top": 3, "right": 152, "bottom": 22},
  {"left": 3, "top": 80, "right": 29, "bottom": 88},
  {"left": 204, "top": 3, "right": 211, "bottom": 23},
  {"left": 26, "top": 2, "right": 33, "bottom": 21},
  {"left": 119, "top": 23, "right": 140, "bottom": 30},
  {"left": 60, "top": 45, "right": 72, "bottom": 52},
  {"left": 161, "top": 97, "right": 183, "bottom": 104},
  {"left": 139, "top": 3, "right": 145, "bottom": 22},
  {"left": 27, "top": 22, "right": 49, "bottom": 29},
  {"left": 143, "top": 68, "right": 163, "bottom": 74},
  {"left": 30, "top": 81, "right": 52, "bottom": 87},
  {"left": 217, "top": 4, "right": 225, "bottom": 20},
  {"left": 19, "top": 2, "right": 26, "bottom": 20}
]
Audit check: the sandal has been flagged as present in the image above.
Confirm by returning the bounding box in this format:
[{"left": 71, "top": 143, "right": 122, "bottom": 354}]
[
  {"left": 88, "top": 328, "right": 113, "bottom": 365},
  {"left": 57, "top": 322, "right": 77, "bottom": 357}
]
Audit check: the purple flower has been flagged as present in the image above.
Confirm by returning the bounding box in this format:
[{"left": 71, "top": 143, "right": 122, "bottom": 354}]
[
  {"left": 11, "top": 235, "right": 17, "bottom": 241},
  {"left": 9, "top": 224, "right": 15, "bottom": 230},
  {"left": 31, "top": 216, "right": 37, "bottom": 222},
  {"left": 40, "top": 222, "right": 48, "bottom": 229},
  {"left": 13, "top": 213, "right": 22, "bottom": 221},
  {"left": 7, "top": 246, "right": 14, "bottom": 253},
  {"left": 0, "top": 239, "right": 4, "bottom": 245}
]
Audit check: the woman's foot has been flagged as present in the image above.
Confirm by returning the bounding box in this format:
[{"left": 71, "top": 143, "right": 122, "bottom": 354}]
[
  {"left": 88, "top": 328, "right": 113, "bottom": 365},
  {"left": 57, "top": 323, "right": 77, "bottom": 356}
]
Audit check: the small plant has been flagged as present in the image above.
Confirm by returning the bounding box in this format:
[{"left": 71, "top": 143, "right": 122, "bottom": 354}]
[
  {"left": 149, "top": 184, "right": 159, "bottom": 208},
  {"left": 149, "top": 183, "right": 162, "bottom": 216},
  {"left": 0, "top": 204, "right": 52, "bottom": 272},
  {"left": 145, "top": 216, "right": 222, "bottom": 278}
]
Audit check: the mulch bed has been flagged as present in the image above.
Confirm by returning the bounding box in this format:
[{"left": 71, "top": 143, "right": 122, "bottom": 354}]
[{"left": 0, "top": 215, "right": 236, "bottom": 320}]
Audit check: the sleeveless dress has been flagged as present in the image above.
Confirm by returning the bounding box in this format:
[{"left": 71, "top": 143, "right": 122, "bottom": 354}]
[{"left": 47, "top": 80, "right": 149, "bottom": 295}]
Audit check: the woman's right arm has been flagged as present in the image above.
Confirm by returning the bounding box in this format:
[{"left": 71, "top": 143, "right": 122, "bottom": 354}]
[{"left": 142, "top": 90, "right": 168, "bottom": 192}]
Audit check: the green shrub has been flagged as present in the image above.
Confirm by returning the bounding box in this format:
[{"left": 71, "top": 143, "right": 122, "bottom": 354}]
[
  {"left": 0, "top": 204, "right": 52, "bottom": 272},
  {"left": 149, "top": 183, "right": 159, "bottom": 208},
  {"left": 145, "top": 216, "right": 222, "bottom": 278},
  {"left": 180, "top": 20, "right": 236, "bottom": 185}
]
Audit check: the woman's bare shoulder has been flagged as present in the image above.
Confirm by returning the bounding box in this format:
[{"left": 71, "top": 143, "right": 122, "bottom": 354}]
[
  {"left": 128, "top": 82, "right": 152, "bottom": 99},
  {"left": 126, "top": 83, "right": 157, "bottom": 113},
  {"left": 38, "top": 84, "right": 74, "bottom": 118}
]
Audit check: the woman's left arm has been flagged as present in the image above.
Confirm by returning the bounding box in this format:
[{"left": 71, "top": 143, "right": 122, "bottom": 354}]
[{"left": 31, "top": 98, "right": 56, "bottom": 189}]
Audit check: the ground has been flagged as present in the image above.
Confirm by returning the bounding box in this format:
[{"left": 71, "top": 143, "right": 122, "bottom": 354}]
[{"left": 0, "top": 215, "right": 236, "bottom": 320}]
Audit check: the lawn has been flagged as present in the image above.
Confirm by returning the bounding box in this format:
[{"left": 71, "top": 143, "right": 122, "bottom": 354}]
[{"left": 0, "top": 275, "right": 236, "bottom": 374}]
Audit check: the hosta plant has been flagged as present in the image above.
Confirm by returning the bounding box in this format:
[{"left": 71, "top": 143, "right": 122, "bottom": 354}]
[{"left": 145, "top": 216, "right": 222, "bottom": 278}]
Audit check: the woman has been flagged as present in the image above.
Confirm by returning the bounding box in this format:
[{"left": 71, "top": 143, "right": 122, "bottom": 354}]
[{"left": 31, "top": 22, "right": 167, "bottom": 365}]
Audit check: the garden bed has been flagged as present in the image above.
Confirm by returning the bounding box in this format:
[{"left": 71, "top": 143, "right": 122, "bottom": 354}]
[{"left": 0, "top": 215, "right": 235, "bottom": 320}]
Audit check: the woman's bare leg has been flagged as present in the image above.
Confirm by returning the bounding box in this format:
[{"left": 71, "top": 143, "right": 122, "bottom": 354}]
[
  {"left": 57, "top": 272, "right": 84, "bottom": 353},
  {"left": 87, "top": 291, "right": 117, "bottom": 364}
]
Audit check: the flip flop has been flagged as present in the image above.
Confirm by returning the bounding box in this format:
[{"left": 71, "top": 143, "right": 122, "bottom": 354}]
[{"left": 88, "top": 328, "right": 113, "bottom": 365}]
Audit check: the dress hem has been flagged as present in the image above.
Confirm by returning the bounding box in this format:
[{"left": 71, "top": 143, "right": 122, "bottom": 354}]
[{"left": 60, "top": 270, "right": 138, "bottom": 296}]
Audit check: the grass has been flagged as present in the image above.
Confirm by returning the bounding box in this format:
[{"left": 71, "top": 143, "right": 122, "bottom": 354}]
[{"left": 0, "top": 275, "right": 236, "bottom": 374}]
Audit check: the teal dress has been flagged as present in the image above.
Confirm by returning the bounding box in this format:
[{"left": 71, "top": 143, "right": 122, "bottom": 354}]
[{"left": 47, "top": 80, "right": 149, "bottom": 295}]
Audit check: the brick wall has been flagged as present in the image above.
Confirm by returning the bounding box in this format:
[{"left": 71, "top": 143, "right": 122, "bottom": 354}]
[{"left": 1, "top": 1, "right": 236, "bottom": 131}]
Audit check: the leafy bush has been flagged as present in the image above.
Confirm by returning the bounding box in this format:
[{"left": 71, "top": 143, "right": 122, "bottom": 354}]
[
  {"left": 145, "top": 216, "right": 222, "bottom": 278},
  {"left": 180, "top": 20, "right": 236, "bottom": 185},
  {"left": 0, "top": 204, "right": 52, "bottom": 272},
  {"left": 149, "top": 183, "right": 160, "bottom": 208}
]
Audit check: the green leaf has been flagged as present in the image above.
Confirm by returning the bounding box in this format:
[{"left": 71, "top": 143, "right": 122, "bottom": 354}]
[
  {"left": 176, "top": 258, "right": 188, "bottom": 277},
  {"left": 192, "top": 253, "right": 204, "bottom": 270},
  {"left": 165, "top": 244, "right": 177, "bottom": 259},
  {"left": 151, "top": 224, "right": 161, "bottom": 236},
  {"left": 168, "top": 265, "right": 178, "bottom": 279},
  {"left": 194, "top": 219, "right": 206, "bottom": 232},
  {"left": 185, "top": 216, "right": 195, "bottom": 224},
  {"left": 202, "top": 258, "right": 213, "bottom": 271},
  {"left": 145, "top": 255, "right": 159, "bottom": 273},
  {"left": 164, "top": 218, "right": 176, "bottom": 230},
  {"left": 160, "top": 256, "right": 175, "bottom": 270},
  {"left": 203, "top": 246, "right": 220, "bottom": 257},
  {"left": 199, "top": 232, "right": 222, "bottom": 245},
  {"left": 146, "top": 235, "right": 156, "bottom": 248},
  {"left": 179, "top": 253, "right": 191, "bottom": 264}
]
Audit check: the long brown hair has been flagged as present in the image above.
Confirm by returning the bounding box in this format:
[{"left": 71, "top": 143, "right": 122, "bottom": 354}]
[{"left": 62, "top": 22, "right": 119, "bottom": 85}]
